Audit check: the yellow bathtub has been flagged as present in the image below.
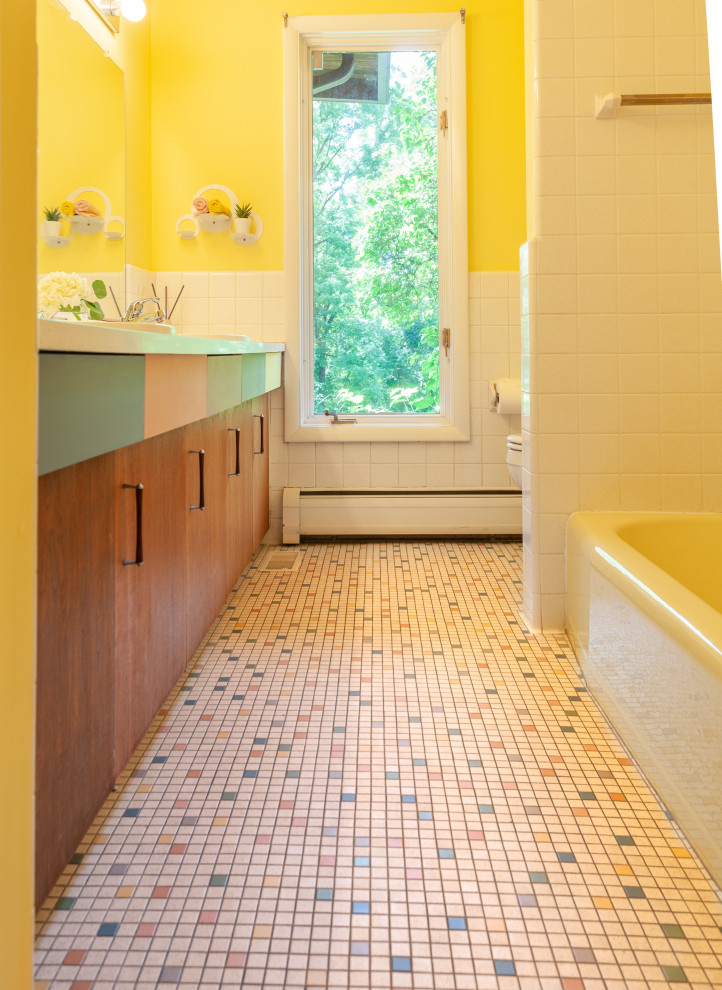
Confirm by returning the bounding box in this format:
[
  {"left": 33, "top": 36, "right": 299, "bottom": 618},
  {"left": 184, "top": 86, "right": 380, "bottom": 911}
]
[{"left": 567, "top": 512, "right": 722, "bottom": 886}]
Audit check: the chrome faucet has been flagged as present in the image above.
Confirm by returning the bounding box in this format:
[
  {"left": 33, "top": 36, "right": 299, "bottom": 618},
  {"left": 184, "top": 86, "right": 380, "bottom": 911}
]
[{"left": 123, "top": 296, "right": 167, "bottom": 324}]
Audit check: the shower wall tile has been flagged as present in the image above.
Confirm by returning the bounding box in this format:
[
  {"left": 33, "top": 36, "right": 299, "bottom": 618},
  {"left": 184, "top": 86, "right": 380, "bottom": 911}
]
[{"left": 524, "top": 0, "right": 722, "bottom": 632}]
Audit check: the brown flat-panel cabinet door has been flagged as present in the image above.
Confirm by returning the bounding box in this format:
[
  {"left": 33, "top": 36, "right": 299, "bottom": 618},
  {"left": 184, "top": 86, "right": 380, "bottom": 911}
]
[
  {"left": 185, "top": 414, "right": 228, "bottom": 659},
  {"left": 114, "top": 429, "right": 188, "bottom": 777},
  {"left": 36, "top": 453, "right": 116, "bottom": 908},
  {"left": 252, "top": 393, "right": 270, "bottom": 549},
  {"left": 225, "top": 401, "right": 254, "bottom": 591}
]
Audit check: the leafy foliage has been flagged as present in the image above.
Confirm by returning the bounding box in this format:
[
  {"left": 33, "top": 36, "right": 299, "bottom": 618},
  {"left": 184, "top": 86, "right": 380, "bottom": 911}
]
[{"left": 312, "top": 52, "right": 439, "bottom": 415}]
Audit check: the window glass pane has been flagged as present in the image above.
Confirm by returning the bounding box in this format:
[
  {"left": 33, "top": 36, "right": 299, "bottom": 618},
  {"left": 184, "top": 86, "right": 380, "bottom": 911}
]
[{"left": 312, "top": 50, "right": 439, "bottom": 415}]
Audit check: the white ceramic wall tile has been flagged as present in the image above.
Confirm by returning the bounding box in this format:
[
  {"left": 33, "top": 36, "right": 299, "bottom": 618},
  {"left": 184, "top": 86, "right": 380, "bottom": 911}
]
[
  {"left": 182, "top": 296, "right": 209, "bottom": 326},
  {"left": 398, "top": 463, "right": 427, "bottom": 487},
  {"left": 209, "top": 297, "right": 234, "bottom": 326},
  {"left": 370, "top": 462, "right": 399, "bottom": 488},
  {"left": 288, "top": 443, "right": 316, "bottom": 465},
  {"left": 208, "top": 271, "right": 235, "bottom": 297},
  {"left": 315, "top": 442, "right": 343, "bottom": 464},
  {"left": 315, "top": 462, "right": 344, "bottom": 487},
  {"left": 262, "top": 271, "right": 285, "bottom": 298},
  {"left": 236, "top": 272, "right": 263, "bottom": 297},
  {"left": 426, "top": 442, "right": 455, "bottom": 463},
  {"left": 288, "top": 463, "right": 315, "bottom": 488},
  {"left": 181, "top": 271, "right": 209, "bottom": 298},
  {"left": 523, "top": 0, "right": 722, "bottom": 631},
  {"left": 426, "top": 463, "right": 453, "bottom": 487},
  {"left": 342, "top": 462, "right": 371, "bottom": 487},
  {"left": 342, "top": 443, "right": 371, "bottom": 464},
  {"left": 370, "top": 443, "right": 399, "bottom": 464},
  {"left": 236, "top": 297, "right": 262, "bottom": 326},
  {"left": 453, "top": 463, "right": 482, "bottom": 487},
  {"left": 262, "top": 297, "right": 284, "bottom": 326}
]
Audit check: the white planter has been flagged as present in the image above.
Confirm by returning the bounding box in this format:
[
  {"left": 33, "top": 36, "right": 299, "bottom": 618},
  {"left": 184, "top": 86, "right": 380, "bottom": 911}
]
[
  {"left": 234, "top": 217, "right": 252, "bottom": 235},
  {"left": 41, "top": 219, "right": 62, "bottom": 238}
]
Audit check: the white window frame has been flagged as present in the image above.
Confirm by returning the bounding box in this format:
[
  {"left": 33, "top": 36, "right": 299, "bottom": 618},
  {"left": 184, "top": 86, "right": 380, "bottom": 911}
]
[{"left": 283, "top": 13, "right": 469, "bottom": 443}]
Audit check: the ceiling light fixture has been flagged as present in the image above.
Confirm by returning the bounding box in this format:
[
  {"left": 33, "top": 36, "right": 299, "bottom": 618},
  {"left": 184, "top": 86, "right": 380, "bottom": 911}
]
[
  {"left": 117, "top": 0, "right": 146, "bottom": 21},
  {"left": 93, "top": 0, "right": 147, "bottom": 32}
]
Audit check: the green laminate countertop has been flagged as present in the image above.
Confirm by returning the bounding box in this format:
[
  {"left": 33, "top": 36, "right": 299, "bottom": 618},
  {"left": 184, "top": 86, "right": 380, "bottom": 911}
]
[
  {"left": 38, "top": 322, "right": 284, "bottom": 475},
  {"left": 38, "top": 318, "right": 285, "bottom": 356}
]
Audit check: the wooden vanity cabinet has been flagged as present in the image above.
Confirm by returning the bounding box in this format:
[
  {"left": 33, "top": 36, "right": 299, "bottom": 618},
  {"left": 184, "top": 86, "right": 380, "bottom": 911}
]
[
  {"left": 225, "top": 402, "right": 254, "bottom": 594},
  {"left": 252, "top": 393, "right": 270, "bottom": 550},
  {"left": 113, "top": 428, "right": 187, "bottom": 776},
  {"left": 36, "top": 401, "right": 273, "bottom": 908},
  {"left": 36, "top": 452, "right": 117, "bottom": 909},
  {"left": 184, "top": 413, "right": 229, "bottom": 659}
]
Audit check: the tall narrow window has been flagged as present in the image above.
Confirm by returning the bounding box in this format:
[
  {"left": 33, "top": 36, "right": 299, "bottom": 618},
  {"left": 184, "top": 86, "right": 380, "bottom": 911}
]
[
  {"left": 312, "top": 49, "right": 439, "bottom": 415},
  {"left": 284, "top": 14, "right": 469, "bottom": 443}
]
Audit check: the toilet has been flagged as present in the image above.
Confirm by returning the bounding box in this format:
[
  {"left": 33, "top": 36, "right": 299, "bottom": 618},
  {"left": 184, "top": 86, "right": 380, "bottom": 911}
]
[{"left": 506, "top": 434, "right": 522, "bottom": 489}]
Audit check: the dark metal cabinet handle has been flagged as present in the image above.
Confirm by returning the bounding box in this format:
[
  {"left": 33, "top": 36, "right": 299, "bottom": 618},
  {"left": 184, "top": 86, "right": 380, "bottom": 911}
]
[
  {"left": 253, "top": 413, "right": 265, "bottom": 455},
  {"left": 190, "top": 449, "right": 205, "bottom": 510},
  {"left": 122, "top": 483, "right": 144, "bottom": 566},
  {"left": 228, "top": 427, "right": 241, "bottom": 476}
]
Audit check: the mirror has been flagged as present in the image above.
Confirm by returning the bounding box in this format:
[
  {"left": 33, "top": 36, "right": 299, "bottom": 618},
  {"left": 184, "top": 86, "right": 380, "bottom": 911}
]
[{"left": 37, "top": 0, "right": 125, "bottom": 319}]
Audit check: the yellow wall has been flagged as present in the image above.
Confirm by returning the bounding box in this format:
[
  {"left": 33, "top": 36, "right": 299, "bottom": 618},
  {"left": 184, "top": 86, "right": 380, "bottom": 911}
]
[
  {"left": 1, "top": 0, "right": 37, "bottom": 984},
  {"left": 151, "top": 0, "right": 526, "bottom": 272},
  {"left": 523, "top": 0, "right": 535, "bottom": 241}
]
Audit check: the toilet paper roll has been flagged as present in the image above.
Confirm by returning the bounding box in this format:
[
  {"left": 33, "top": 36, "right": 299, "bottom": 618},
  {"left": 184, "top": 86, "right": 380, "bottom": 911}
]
[{"left": 491, "top": 379, "right": 522, "bottom": 415}]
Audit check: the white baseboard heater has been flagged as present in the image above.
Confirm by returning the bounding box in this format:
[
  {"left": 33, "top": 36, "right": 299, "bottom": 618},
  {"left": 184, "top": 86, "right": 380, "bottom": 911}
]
[{"left": 282, "top": 488, "right": 522, "bottom": 542}]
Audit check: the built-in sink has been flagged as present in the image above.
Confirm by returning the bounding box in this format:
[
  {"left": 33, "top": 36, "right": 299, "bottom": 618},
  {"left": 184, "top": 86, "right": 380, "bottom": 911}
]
[
  {"left": 40, "top": 317, "right": 176, "bottom": 334},
  {"left": 92, "top": 320, "right": 176, "bottom": 334}
]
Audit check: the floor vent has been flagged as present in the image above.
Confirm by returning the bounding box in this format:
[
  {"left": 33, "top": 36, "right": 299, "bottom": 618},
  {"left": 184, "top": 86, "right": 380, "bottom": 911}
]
[{"left": 260, "top": 551, "right": 301, "bottom": 571}]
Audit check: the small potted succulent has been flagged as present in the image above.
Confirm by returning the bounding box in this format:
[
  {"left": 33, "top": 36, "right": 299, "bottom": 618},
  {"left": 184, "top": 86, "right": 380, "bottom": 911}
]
[
  {"left": 234, "top": 201, "right": 253, "bottom": 235},
  {"left": 41, "top": 206, "right": 63, "bottom": 239}
]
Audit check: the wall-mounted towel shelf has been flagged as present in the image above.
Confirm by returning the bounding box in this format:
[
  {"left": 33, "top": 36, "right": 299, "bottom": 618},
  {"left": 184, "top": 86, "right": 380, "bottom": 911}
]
[
  {"left": 176, "top": 183, "right": 264, "bottom": 245},
  {"left": 40, "top": 186, "right": 125, "bottom": 247},
  {"left": 595, "top": 91, "right": 712, "bottom": 118}
]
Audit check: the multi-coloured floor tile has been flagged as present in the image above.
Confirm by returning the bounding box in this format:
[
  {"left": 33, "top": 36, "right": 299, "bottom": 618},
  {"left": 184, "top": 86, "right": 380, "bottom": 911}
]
[{"left": 35, "top": 542, "right": 722, "bottom": 989}]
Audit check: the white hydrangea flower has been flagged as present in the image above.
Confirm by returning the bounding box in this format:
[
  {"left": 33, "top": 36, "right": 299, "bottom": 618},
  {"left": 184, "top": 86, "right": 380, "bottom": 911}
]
[{"left": 38, "top": 271, "right": 89, "bottom": 312}]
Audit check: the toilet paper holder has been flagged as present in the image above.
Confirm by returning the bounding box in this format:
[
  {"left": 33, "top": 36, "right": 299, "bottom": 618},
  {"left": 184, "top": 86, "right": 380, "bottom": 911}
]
[{"left": 490, "top": 378, "right": 522, "bottom": 415}]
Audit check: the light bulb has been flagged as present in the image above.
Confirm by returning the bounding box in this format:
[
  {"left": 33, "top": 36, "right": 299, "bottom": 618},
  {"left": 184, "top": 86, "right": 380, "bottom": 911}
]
[{"left": 120, "top": 0, "right": 146, "bottom": 21}]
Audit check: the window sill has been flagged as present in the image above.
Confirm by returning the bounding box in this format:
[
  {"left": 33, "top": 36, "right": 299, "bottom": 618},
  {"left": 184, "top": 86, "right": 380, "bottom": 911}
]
[{"left": 285, "top": 422, "right": 470, "bottom": 443}]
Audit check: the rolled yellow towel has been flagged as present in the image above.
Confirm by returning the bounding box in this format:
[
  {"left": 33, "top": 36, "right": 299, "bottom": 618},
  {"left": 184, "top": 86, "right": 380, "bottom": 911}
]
[{"left": 208, "top": 197, "right": 230, "bottom": 216}]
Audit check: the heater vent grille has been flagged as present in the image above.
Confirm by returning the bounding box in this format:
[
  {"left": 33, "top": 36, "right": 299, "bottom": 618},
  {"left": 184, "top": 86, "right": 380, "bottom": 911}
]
[
  {"left": 260, "top": 552, "right": 301, "bottom": 572},
  {"left": 282, "top": 488, "right": 522, "bottom": 543}
]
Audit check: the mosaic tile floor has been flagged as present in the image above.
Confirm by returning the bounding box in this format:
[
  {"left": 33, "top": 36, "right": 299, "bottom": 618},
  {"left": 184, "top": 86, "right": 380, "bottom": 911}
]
[{"left": 35, "top": 542, "right": 722, "bottom": 990}]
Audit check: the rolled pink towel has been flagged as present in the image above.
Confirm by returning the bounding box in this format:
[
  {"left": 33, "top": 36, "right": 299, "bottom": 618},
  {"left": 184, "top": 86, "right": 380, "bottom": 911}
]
[
  {"left": 192, "top": 197, "right": 209, "bottom": 215},
  {"left": 73, "top": 198, "right": 102, "bottom": 217}
]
